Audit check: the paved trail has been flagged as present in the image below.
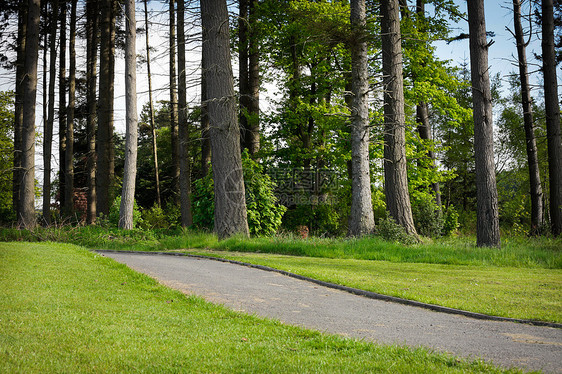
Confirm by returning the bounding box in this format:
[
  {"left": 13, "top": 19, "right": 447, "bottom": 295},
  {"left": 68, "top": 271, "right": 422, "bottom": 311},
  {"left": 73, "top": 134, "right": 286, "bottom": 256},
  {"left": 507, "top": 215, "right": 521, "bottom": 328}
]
[{"left": 101, "top": 251, "right": 562, "bottom": 373}]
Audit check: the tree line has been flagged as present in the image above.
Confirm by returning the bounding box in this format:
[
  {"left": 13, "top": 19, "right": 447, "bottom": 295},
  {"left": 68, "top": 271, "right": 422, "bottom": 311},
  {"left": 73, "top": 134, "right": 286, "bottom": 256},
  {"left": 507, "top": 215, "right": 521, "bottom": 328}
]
[{"left": 0, "top": 0, "right": 560, "bottom": 246}]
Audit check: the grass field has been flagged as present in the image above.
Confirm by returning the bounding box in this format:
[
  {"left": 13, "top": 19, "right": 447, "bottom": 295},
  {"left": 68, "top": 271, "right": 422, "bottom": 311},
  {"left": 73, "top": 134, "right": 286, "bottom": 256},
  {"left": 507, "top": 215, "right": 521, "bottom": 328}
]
[{"left": 0, "top": 242, "right": 520, "bottom": 373}]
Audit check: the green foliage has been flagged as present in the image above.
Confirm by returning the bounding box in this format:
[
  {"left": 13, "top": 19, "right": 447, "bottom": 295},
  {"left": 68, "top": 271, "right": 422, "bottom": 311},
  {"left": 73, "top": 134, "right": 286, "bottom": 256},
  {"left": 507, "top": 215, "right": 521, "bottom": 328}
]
[
  {"left": 442, "top": 206, "right": 460, "bottom": 237},
  {"left": 141, "top": 204, "right": 169, "bottom": 230},
  {"left": 192, "top": 152, "right": 286, "bottom": 236},
  {"left": 375, "top": 214, "right": 419, "bottom": 245},
  {"left": 0, "top": 91, "right": 14, "bottom": 223},
  {"left": 411, "top": 193, "right": 443, "bottom": 238},
  {"left": 108, "top": 196, "right": 143, "bottom": 229}
]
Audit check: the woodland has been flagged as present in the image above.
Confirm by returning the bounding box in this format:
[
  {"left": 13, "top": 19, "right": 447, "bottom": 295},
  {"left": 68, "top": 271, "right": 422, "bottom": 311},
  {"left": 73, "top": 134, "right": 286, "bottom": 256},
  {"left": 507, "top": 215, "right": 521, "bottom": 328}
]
[{"left": 0, "top": 0, "right": 561, "bottom": 247}]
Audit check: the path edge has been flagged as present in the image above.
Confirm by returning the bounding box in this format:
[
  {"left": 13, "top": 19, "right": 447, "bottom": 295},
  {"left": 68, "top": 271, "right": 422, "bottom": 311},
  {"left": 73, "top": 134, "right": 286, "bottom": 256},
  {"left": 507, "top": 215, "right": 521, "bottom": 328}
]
[{"left": 94, "top": 249, "right": 562, "bottom": 329}]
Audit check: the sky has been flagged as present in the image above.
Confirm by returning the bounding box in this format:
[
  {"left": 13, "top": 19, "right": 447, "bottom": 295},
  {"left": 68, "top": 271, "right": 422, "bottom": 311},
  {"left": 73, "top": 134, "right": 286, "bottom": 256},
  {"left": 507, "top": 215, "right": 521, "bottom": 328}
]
[{"left": 0, "top": 0, "right": 560, "bottom": 207}]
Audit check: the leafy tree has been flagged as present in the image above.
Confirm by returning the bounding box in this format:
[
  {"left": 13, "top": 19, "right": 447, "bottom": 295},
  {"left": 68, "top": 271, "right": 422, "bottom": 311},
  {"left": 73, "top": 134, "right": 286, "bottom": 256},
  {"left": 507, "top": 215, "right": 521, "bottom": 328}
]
[{"left": 0, "top": 91, "right": 14, "bottom": 223}]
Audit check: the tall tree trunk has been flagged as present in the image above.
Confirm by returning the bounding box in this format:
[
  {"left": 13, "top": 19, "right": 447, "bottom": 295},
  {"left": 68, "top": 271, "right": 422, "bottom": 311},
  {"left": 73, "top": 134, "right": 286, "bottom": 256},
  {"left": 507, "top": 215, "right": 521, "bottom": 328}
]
[
  {"left": 467, "top": 0, "right": 501, "bottom": 247},
  {"left": 415, "top": 0, "right": 441, "bottom": 207},
  {"left": 169, "top": 0, "right": 180, "bottom": 201},
  {"left": 247, "top": 0, "right": 260, "bottom": 155},
  {"left": 177, "top": 0, "right": 193, "bottom": 227},
  {"left": 64, "top": 0, "right": 77, "bottom": 218},
  {"left": 86, "top": 0, "right": 98, "bottom": 224},
  {"left": 119, "top": 0, "right": 138, "bottom": 230},
  {"left": 200, "top": 32, "right": 211, "bottom": 177},
  {"left": 201, "top": 0, "right": 249, "bottom": 239},
  {"left": 381, "top": 0, "right": 418, "bottom": 237},
  {"left": 512, "top": 0, "right": 544, "bottom": 234},
  {"left": 144, "top": 0, "right": 161, "bottom": 207},
  {"left": 239, "top": 0, "right": 249, "bottom": 149},
  {"left": 13, "top": 1, "right": 27, "bottom": 220},
  {"left": 19, "top": 0, "right": 41, "bottom": 229},
  {"left": 43, "top": 0, "right": 59, "bottom": 225},
  {"left": 348, "top": 0, "right": 375, "bottom": 236},
  {"left": 97, "top": 0, "right": 116, "bottom": 217},
  {"left": 541, "top": 0, "right": 562, "bottom": 237},
  {"left": 58, "top": 1, "right": 66, "bottom": 214}
]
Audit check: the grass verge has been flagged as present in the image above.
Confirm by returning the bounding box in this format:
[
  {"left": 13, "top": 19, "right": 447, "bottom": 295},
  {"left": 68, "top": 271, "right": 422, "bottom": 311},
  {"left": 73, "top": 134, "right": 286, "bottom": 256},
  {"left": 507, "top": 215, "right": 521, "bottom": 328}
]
[{"left": 0, "top": 242, "right": 519, "bottom": 373}]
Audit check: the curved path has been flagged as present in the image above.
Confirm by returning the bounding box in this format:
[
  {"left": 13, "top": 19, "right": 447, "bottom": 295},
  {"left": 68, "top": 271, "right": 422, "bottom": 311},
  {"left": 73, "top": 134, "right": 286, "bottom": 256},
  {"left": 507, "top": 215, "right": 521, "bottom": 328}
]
[{"left": 100, "top": 251, "right": 562, "bottom": 373}]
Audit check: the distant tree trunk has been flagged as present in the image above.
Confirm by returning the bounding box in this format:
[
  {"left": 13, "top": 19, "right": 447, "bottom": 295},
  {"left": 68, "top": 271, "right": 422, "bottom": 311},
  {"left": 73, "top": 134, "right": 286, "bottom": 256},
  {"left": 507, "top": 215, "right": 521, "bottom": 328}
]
[
  {"left": 512, "top": 0, "right": 544, "bottom": 234},
  {"left": 169, "top": 0, "right": 180, "bottom": 201},
  {"left": 348, "top": 0, "right": 375, "bottom": 237},
  {"left": 18, "top": 0, "right": 40, "bottom": 229},
  {"left": 58, "top": 1, "right": 66, "bottom": 214},
  {"left": 177, "top": 0, "right": 193, "bottom": 226},
  {"left": 43, "top": 0, "right": 59, "bottom": 225},
  {"left": 467, "top": 0, "right": 501, "bottom": 247},
  {"left": 97, "top": 0, "right": 116, "bottom": 217},
  {"left": 381, "top": 0, "right": 418, "bottom": 238},
  {"left": 541, "top": 0, "right": 562, "bottom": 237},
  {"left": 200, "top": 37, "right": 211, "bottom": 177},
  {"left": 144, "top": 0, "right": 161, "bottom": 208},
  {"left": 13, "top": 1, "right": 27, "bottom": 220},
  {"left": 86, "top": 0, "right": 98, "bottom": 224},
  {"left": 119, "top": 0, "right": 138, "bottom": 230},
  {"left": 64, "top": 0, "right": 77, "bottom": 218},
  {"left": 201, "top": 0, "right": 249, "bottom": 239}
]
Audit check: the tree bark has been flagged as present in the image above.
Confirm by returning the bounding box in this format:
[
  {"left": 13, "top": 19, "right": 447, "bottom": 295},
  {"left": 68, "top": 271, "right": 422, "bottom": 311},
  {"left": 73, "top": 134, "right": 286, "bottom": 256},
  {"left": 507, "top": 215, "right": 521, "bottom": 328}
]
[
  {"left": 96, "top": 0, "right": 116, "bottom": 217},
  {"left": 13, "top": 1, "right": 27, "bottom": 220},
  {"left": 18, "top": 0, "right": 41, "bottom": 229},
  {"left": 144, "top": 0, "right": 161, "bottom": 208},
  {"left": 58, "top": 1, "right": 66, "bottom": 214},
  {"left": 43, "top": 0, "right": 59, "bottom": 225},
  {"left": 348, "top": 0, "right": 375, "bottom": 236},
  {"left": 201, "top": 46, "right": 211, "bottom": 177},
  {"left": 512, "top": 0, "right": 544, "bottom": 234},
  {"left": 119, "top": 0, "right": 138, "bottom": 230},
  {"left": 86, "top": 0, "right": 98, "bottom": 224},
  {"left": 64, "top": 0, "right": 77, "bottom": 218},
  {"left": 201, "top": 0, "right": 249, "bottom": 239},
  {"left": 177, "top": 0, "right": 193, "bottom": 227},
  {"left": 541, "top": 0, "right": 562, "bottom": 236},
  {"left": 381, "top": 0, "right": 418, "bottom": 237},
  {"left": 169, "top": 0, "right": 180, "bottom": 201},
  {"left": 467, "top": 0, "right": 501, "bottom": 247}
]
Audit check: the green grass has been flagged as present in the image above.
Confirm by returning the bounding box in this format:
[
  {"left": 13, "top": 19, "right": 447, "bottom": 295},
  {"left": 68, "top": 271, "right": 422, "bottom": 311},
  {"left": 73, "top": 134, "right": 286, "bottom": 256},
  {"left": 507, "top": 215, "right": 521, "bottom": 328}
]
[
  {"left": 0, "top": 242, "right": 519, "bottom": 373},
  {"left": 181, "top": 249, "right": 562, "bottom": 323}
]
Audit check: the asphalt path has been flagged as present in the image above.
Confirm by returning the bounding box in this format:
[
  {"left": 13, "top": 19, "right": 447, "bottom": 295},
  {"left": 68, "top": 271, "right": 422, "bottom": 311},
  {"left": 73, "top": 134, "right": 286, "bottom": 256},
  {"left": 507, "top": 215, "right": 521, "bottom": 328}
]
[{"left": 100, "top": 251, "right": 562, "bottom": 373}]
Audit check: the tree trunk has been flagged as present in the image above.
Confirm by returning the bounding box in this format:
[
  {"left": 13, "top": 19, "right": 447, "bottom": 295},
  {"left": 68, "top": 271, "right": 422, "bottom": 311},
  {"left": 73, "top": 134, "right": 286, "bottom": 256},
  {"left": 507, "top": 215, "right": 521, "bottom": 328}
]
[
  {"left": 144, "top": 0, "right": 161, "bottom": 208},
  {"left": 13, "top": 1, "right": 27, "bottom": 220},
  {"left": 169, "top": 0, "right": 180, "bottom": 201},
  {"left": 177, "top": 0, "right": 193, "bottom": 227},
  {"left": 239, "top": 0, "right": 249, "bottom": 150},
  {"left": 18, "top": 0, "right": 41, "bottom": 229},
  {"left": 58, "top": 1, "right": 66, "bottom": 214},
  {"left": 86, "top": 0, "right": 98, "bottom": 224},
  {"left": 43, "top": 0, "right": 59, "bottom": 225},
  {"left": 348, "top": 0, "right": 375, "bottom": 236},
  {"left": 201, "top": 31, "right": 211, "bottom": 177},
  {"left": 467, "top": 0, "right": 501, "bottom": 247},
  {"left": 64, "top": 0, "right": 77, "bottom": 218},
  {"left": 512, "top": 0, "right": 544, "bottom": 234},
  {"left": 247, "top": 0, "right": 260, "bottom": 155},
  {"left": 119, "top": 0, "right": 138, "bottom": 230},
  {"left": 541, "top": 0, "right": 562, "bottom": 236},
  {"left": 381, "top": 0, "right": 418, "bottom": 237},
  {"left": 96, "top": 0, "right": 116, "bottom": 217},
  {"left": 201, "top": 0, "right": 249, "bottom": 239}
]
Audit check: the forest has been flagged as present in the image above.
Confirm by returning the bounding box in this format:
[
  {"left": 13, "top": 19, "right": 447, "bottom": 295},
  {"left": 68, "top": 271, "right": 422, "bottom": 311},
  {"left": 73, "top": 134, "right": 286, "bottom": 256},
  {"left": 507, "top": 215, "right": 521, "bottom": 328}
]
[{"left": 0, "top": 0, "right": 561, "bottom": 247}]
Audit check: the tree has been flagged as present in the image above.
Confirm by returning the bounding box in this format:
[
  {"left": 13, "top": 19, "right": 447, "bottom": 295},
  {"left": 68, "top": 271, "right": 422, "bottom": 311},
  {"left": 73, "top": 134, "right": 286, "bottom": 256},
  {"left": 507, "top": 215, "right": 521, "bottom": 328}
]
[
  {"left": 18, "top": 0, "right": 41, "bottom": 229},
  {"left": 169, "top": 0, "right": 180, "bottom": 200},
  {"left": 64, "top": 0, "right": 77, "bottom": 218},
  {"left": 143, "top": 0, "right": 161, "bottom": 207},
  {"left": 118, "top": 0, "right": 138, "bottom": 230},
  {"left": 177, "top": 0, "right": 192, "bottom": 226},
  {"left": 97, "top": 0, "right": 116, "bottom": 217},
  {"left": 348, "top": 0, "right": 374, "bottom": 236},
  {"left": 541, "top": 0, "right": 562, "bottom": 236},
  {"left": 201, "top": 0, "right": 249, "bottom": 239},
  {"left": 381, "top": 0, "right": 418, "bottom": 237},
  {"left": 43, "top": 0, "right": 58, "bottom": 224},
  {"left": 467, "top": 0, "right": 501, "bottom": 247},
  {"left": 510, "top": 0, "right": 544, "bottom": 234},
  {"left": 85, "top": 0, "right": 98, "bottom": 224},
  {"left": 58, "top": 1, "right": 66, "bottom": 213}
]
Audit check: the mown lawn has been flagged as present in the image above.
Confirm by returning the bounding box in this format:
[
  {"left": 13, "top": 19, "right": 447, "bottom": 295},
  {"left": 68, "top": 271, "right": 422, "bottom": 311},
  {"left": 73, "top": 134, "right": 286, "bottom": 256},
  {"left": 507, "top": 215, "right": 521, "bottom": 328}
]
[{"left": 0, "top": 242, "right": 520, "bottom": 373}]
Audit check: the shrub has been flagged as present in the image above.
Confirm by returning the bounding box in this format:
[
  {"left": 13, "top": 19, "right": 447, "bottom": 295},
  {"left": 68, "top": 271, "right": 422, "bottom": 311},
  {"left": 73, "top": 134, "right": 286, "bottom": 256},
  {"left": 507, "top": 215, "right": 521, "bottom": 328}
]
[
  {"left": 108, "top": 196, "right": 143, "bottom": 229},
  {"left": 442, "top": 206, "right": 460, "bottom": 237},
  {"left": 411, "top": 193, "right": 443, "bottom": 238},
  {"left": 375, "top": 214, "right": 418, "bottom": 244},
  {"left": 141, "top": 204, "right": 169, "bottom": 230}
]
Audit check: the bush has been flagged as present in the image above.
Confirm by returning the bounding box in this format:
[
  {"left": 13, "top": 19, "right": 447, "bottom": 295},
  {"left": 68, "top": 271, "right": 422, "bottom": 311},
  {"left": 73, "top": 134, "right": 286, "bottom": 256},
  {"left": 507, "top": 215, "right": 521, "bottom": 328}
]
[
  {"left": 375, "top": 214, "right": 418, "bottom": 245},
  {"left": 141, "top": 204, "right": 169, "bottom": 230},
  {"left": 108, "top": 196, "right": 143, "bottom": 229},
  {"left": 411, "top": 193, "right": 443, "bottom": 238},
  {"left": 442, "top": 206, "right": 460, "bottom": 237}
]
